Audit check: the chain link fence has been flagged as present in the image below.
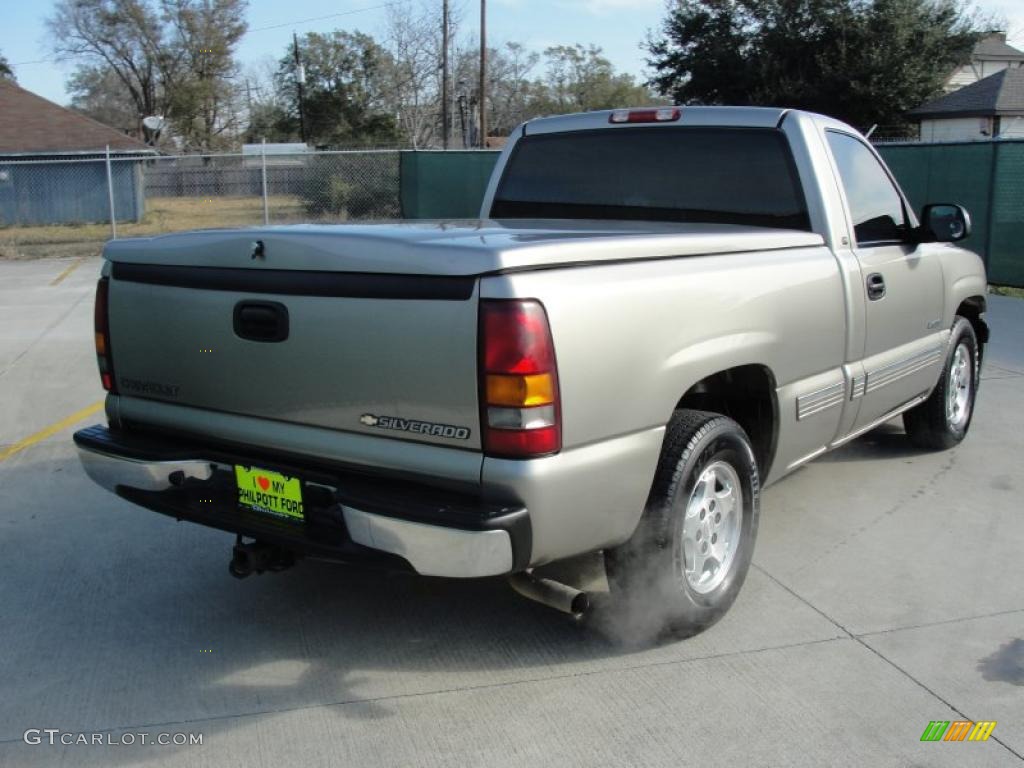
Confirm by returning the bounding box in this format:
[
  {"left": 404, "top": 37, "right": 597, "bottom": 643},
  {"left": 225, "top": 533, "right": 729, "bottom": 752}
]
[
  {"left": 4, "top": 141, "right": 1022, "bottom": 287},
  {"left": 867, "top": 125, "right": 922, "bottom": 144},
  {"left": 0, "top": 149, "right": 400, "bottom": 260}
]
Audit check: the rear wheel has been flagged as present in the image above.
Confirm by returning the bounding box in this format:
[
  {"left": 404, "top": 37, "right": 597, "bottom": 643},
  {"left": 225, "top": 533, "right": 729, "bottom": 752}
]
[
  {"left": 903, "top": 316, "right": 979, "bottom": 450},
  {"left": 605, "top": 410, "right": 760, "bottom": 637}
]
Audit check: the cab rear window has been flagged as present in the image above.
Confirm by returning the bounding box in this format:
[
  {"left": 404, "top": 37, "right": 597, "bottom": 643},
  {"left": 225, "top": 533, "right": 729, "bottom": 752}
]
[{"left": 491, "top": 127, "right": 810, "bottom": 231}]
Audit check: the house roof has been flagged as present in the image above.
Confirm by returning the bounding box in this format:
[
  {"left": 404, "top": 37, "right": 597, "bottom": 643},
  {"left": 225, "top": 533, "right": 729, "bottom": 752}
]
[
  {"left": 972, "top": 33, "right": 1024, "bottom": 60},
  {"left": 910, "top": 68, "right": 1024, "bottom": 118},
  {"left": 0, "top": 79, "right": 149, "bottom": 155}
]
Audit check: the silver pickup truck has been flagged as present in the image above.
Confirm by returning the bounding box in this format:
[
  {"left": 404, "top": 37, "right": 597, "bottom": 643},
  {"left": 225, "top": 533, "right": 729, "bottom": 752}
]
[{"left": 75, "top": 106, "right": 988, "bottom": 635}]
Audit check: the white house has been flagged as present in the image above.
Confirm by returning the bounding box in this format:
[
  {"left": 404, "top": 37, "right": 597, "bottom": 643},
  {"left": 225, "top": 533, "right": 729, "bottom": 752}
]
[
  {"left": 945, "top": 32, "right": 1024, "bottom": 91},
  {"left": 909, "top": 68, "right": 1024, "bottom": 142}
]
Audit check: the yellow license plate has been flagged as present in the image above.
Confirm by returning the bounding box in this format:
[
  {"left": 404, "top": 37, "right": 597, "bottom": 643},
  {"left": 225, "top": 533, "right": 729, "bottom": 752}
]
[{"left": 235, "top": 465, "right": 304, "bottom": 521}]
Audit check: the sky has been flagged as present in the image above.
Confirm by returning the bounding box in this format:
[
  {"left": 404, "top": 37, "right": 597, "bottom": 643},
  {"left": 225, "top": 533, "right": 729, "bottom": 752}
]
[{"left": 3, "top": 0, "right": 1024, "bottom": 107}]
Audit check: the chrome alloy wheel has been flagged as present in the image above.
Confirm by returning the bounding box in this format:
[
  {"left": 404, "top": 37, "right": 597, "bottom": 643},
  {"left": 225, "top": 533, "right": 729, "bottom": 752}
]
[
  {"left": 946, "top": 342, "right": 972, "bottom": 429},
  {"left": 681, "top": 460, "right": 742, "bottom": 594}
]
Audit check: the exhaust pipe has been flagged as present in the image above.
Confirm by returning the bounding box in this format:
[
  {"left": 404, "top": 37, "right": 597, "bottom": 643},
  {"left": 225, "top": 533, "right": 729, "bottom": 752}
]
[{"left": 508, "top": 571, "right": 590, "bottom": 617}]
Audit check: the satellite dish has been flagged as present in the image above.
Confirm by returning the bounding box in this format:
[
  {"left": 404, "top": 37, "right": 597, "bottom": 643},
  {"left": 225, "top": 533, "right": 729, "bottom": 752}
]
[{"left": 142, "top": 115, "right": 165, "bottom": 131}]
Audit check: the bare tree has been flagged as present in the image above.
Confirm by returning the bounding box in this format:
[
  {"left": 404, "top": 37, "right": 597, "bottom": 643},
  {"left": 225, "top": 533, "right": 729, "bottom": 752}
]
[
  {"left": 487, "top": 42, "right": 539, "bottom": 136},
  {"left": 536, "top": 44, "right": 657, "bottom": 114},
  {"left": 381, "top": 0, "right": 455, "bottom": 148},
  {"left": 451, "top": 41, "right": 535, "bottom": 144},
  {"left": 68, "top": 66, "right": 138, "bottom": 135},
  {"left": 163, "top": 0, "right": 248, "bottom": 150},
  {"left": 49, "top": 0, "right": 247, "bottom": 149},
  {"left": 49, "top": 0, "right": 165, "bottom": 136}
]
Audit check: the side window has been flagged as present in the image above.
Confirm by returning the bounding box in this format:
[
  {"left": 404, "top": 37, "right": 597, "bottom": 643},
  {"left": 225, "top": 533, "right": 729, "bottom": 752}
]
[{"left": 826, "top": 131, "right": 908, "bottom": 245}]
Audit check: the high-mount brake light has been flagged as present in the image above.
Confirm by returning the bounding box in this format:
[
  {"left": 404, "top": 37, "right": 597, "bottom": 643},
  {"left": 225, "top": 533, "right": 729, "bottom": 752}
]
[
  {"left": 609, "top": 107, "right": 681, "bottom": 124},
  {"left": 479, "top": 300, "right": 561, "bottom": 458},
  {"left": 94, "top": 277, "right": 116, "bottom": 393}
]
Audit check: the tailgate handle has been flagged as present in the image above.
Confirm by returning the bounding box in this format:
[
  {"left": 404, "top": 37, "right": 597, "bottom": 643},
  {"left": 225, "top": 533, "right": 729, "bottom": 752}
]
[{"left": 233, "top": 301, "right": 289, "bottom": 342}]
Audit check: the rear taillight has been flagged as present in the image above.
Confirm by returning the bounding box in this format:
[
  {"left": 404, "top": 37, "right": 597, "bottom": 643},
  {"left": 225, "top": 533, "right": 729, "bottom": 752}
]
[
  {"left": 94, "top": 277, "right": 116, "bottom": 393},
  {"left": 479, "top": 299, "right": 561, "bottom": 458}
]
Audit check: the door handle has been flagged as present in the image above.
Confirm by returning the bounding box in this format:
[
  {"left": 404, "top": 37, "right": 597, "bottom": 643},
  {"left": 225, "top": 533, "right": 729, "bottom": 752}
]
[
  {"left": 866, "top": 273, "right": 886, "bottom": 301},
  {"left": 233, "top": 300, "right": 289, "bottom": 342}
]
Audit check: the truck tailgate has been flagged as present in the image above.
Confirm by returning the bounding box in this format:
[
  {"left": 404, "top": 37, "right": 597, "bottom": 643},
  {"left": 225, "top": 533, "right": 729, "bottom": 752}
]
[{"left": 107, "top": 262, "right": 482, "bottom": 450}]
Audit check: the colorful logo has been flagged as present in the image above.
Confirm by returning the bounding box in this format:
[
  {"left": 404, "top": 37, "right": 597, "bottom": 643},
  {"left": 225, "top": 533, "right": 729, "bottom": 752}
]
[{"left": 921, "top": 721, "right": 997, "bottom": 742}]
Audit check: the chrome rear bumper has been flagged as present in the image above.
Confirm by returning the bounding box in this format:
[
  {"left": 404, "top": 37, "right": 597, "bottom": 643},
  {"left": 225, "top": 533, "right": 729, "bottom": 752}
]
[
  {"left": 74, "top": 426, "right": 522, "bottom": 578},
  {"left": 342, "top": 507, "right": 512, "bottom": 577},
  {"left": 78, "top": 447, "right": 215, "bottom": 492}
]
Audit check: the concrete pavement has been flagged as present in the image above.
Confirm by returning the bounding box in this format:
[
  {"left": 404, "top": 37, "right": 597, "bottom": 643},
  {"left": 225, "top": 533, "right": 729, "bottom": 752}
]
[{"left": 0, "top": 256, "right": 1021, "bottom": 767}]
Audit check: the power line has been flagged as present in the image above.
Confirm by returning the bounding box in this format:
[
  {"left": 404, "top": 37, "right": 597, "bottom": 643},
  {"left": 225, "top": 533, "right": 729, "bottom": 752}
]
[
  {"left": 11, "top": 2, "right": 402, "bottom": 67},
  {"left": 248, "top": 2, "right": 399, "bottom": 34}
]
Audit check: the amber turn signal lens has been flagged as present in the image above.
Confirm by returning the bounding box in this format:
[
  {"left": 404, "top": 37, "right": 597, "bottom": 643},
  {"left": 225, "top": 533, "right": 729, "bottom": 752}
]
[{"left": 486, "top": 373, "right": 555, "bottom": 407}]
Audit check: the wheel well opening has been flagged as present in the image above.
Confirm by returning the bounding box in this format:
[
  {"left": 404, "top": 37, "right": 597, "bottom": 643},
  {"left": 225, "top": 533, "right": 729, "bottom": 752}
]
[
  {"left": 676, "top": 365, "right": 777, "bottom": 478},
  {"left": 956, "top": 296, "right": 989, "bottom": 346}
]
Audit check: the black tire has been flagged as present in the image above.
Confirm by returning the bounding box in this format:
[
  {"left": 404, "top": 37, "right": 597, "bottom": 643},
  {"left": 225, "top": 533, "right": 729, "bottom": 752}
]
[
  {"left": 903, "top": 316, "right": 979, "bottom": 451},
  {"left": 605, "top": 410, "right": 760, "bottom": 637}
]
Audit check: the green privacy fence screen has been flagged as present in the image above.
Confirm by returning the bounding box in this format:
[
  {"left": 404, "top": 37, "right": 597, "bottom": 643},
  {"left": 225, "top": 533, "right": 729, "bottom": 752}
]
[
  {"left": 399, "top": 143, "right": 1023, "bottom": 287},
  {"left": 987, "top": 141, "right": 1024, "bottom": 288},
  {"left": 879, "top": 139, "right": 1024, "bottom": 287},
  {"left": 400, "top": 151, "right": 500, "bottom": 219}
]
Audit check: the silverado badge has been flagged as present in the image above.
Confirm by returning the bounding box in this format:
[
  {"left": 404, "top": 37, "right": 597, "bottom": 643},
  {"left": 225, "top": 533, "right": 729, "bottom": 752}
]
[{"left": 359, "top": 413, "right": 470, "bottom": 440}]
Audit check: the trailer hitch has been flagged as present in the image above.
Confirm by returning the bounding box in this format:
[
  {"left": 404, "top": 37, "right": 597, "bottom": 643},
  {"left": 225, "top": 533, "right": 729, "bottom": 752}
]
[{"left": 228, "top": 536, "right": 296, "bottom": 578}]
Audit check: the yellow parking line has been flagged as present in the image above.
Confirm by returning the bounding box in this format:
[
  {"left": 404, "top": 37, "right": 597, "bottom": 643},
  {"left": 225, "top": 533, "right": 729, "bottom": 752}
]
[
  {"left": 49, "top": 256, "right": 87, "bottom": 286},
  {"left": 0, "top": 401, "right": 103, "bottom": 463}
]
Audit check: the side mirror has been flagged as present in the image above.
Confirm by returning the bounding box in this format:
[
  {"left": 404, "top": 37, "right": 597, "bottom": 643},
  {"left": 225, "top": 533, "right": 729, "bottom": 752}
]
[{"left": 919, "top": 203, "right": 971, "bottom": 243}]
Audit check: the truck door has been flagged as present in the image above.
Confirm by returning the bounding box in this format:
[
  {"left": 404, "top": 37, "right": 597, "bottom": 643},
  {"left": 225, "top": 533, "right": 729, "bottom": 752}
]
[{"left": 824, "top": 130, "right": 946, "bottom": 432}]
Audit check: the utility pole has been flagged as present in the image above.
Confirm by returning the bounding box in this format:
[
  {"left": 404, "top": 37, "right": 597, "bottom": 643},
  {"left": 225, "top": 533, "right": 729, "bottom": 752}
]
[
  {"left": 479, "top": 0, "right": 487, "bottom": 148},
  {"left": 457, "top": 79, "right": 468, "bottom": 148},
  {"left": 442, "top": 0, "right": 450, "bottom": 149},
  {"left": 293, "top": 31, "right": 308, "bottom": 144}
]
